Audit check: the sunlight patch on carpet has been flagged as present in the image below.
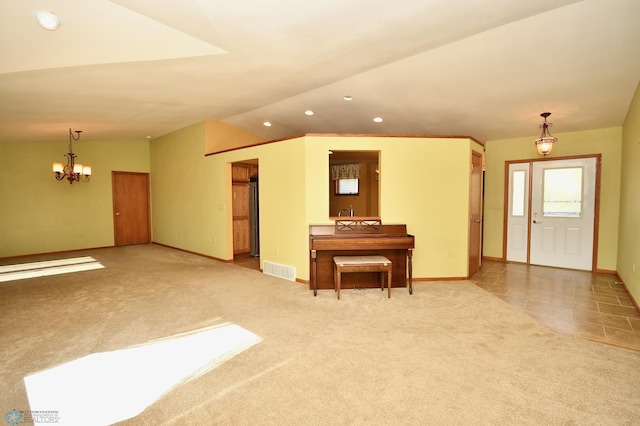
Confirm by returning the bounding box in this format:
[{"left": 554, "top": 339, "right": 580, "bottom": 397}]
[
  {"left": 24, "top": 324, "right": 261, "bottom": 425},
  {"left": 0, "top": 257, "right": 104, "bottom": 282}
]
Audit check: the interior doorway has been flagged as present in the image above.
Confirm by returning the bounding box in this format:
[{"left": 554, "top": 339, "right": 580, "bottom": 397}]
[
  {"left": 468, "top": 151, "right": 483, "bottom": 277},
  {"left": 505, "top": 156, "right": 599, "bottom": 271},
  {"left": 231, "top": 160, "right": 260, "bottom": 269}
]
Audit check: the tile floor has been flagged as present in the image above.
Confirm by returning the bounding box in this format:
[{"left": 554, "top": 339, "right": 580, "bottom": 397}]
[
  {"left": 233, "top": 254, "right": 260, "bottom": 270},
  {"left": 470, "top": 260, "right": 640, "bottom": 351},
  {"left": 234, "top": 255, "right": 640, "bottom": 352}
]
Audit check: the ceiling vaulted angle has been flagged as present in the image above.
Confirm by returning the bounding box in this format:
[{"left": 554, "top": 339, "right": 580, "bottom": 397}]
[
  {"left": 1, "top": 2, "right": 639, "bottom": 143},
  {"left": 53, "top": 129, "right": 92, "bottom": 184}
]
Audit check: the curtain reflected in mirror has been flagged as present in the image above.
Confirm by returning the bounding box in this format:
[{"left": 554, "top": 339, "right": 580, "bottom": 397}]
[{"left": 329, "top": 151, "right": 379, "bottom": 218}]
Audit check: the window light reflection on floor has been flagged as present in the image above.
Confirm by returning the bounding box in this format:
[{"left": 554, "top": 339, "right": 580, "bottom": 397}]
[
  {"left": 24, "top": 324, "right": 262, "bottom": 425},
  {"left": 0, "top": 256, "right": 104, "bottom": 282}
]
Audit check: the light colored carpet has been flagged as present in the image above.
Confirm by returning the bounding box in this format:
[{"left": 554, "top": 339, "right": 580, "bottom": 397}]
[{"left": 1, "top": 244, "right": 639, "bottom": 425}]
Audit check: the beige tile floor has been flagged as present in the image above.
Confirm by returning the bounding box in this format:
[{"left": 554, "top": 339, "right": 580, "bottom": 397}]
[
  {"left": 233, "top": 254, "right": 261, "bottom": 270},
  {"left": 470, "top": 260, "right": 640, "bottom": 351},
  {"left": 234, "top": 255, "right": 640, "bottom": 351}
]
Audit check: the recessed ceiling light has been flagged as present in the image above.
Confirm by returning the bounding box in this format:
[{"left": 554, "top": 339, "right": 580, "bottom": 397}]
[
  {"left": 343, "top": 95, "right": 353, "bottom": 101},
  {"left": 373, "top": 117, "right": 383, "bottom": 123},
  {"left": 35, "top": 10, "right": 61, "bottom": 31},
  {"left": 305, "top": 110, "right": 314, "bottom": 116},
  {"left": 263, "top": 121, "right": 272, "bottom": 127}
]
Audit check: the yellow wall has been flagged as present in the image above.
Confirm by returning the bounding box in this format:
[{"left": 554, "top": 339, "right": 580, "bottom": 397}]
[
  {"left": 483, "top": 127, "right": 622, "bottom": 271},
  {"left": 151, "top": 131, "right": 477, "bottom": 281},
  {"left": 227, "top": 138, "right": 307, "bottom": 271},
  {"left": 619, "top": 82, "right": 640, "bottom": 302},
  {"left": 200, "top": 137, "right": 308, "bottom": 269},
  {"left": 304, "top": 136, "right": 475, "bottom": 279},
  {"left": 149, "top": 122, "right": 306, "bottom": 270},
  {"left": 204, "top": 120, "right": 265, "bottom": 154},
  {"left": 0, "top": 138, "right": 150, "bottom": 257}
]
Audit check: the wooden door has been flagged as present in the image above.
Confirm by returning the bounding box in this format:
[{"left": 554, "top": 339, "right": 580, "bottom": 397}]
[
  {"left": 112, "top": 172, "right": 151, "bottom": 246},
  {"left": 232, "top": 182, "right": 250, "bottom": 254},
  {"left": 232, "top": 162, "right": 251, "bottom": 255},
  {"left": 468, "top": 151, "right": 483, "bottom": 277}
]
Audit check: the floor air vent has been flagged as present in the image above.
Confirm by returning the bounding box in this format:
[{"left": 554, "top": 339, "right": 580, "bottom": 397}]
[{"left": 263, "top": 261, "right": 296, "bottom": 281}]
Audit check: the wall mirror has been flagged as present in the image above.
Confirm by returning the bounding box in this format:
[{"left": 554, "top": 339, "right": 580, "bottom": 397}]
[{"left": 329, "top": 150, "right": 379, "bottom": 218}]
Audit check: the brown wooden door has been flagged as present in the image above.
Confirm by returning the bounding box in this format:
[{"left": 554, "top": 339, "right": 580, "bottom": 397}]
[
  {"left": 112, "top": 171, "right": 151, "bottom": 246},
  {"left": 232, "top": 182, "right": 250, "bottom": 254},
  {"left": 468, "top": 151, "right": 483, "bottom": 277}
]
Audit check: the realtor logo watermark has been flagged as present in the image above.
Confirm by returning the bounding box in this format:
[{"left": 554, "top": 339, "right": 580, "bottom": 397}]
[{"left": 5, "top": 410, "right": 59, "bottom": 424}]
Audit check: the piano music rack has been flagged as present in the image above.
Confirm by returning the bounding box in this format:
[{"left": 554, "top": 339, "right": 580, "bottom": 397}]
[{"left": 335, "top": 218, "right": 382, "bottom": 234}]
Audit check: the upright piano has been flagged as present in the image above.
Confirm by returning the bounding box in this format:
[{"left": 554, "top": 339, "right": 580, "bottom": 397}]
[{"left": 309, "top": 219, "right": 414, "bottom": 296}]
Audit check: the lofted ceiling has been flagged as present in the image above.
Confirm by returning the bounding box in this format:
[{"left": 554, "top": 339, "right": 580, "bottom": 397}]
[{"left": 1, "top": 0, "right": 639, "bottom": 145}]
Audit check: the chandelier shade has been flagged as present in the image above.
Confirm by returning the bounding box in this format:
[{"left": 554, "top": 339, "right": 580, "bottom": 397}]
[
  {"left": 53, "top": 128, "right": 91, "bottom": 184},
  {"left": 534, "top": 112, "right": 558, "bottom": 156}
]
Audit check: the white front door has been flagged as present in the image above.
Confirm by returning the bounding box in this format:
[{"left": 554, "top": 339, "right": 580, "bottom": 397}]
[{"left": 529, "top": 158, "right": 596, "bottom": 270}]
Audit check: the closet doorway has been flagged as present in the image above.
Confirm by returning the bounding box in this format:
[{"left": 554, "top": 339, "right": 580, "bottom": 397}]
[{"left": 231, "top": 160, "right": 259, "bottom": 267}]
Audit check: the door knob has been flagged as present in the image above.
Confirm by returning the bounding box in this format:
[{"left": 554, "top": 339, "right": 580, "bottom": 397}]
[
  {"left": 474, "top": 219, "right": 481, "bottom": 223},
  {"left": 115, "top": 212, "right": 121, "bottom": 216}
]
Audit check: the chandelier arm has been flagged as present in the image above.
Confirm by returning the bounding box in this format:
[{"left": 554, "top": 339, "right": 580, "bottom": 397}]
[
  {"left": 537, "top": 114, "right": 557, "bottom": 141},
  {"left": 68, "top": 128, "right": 82, "bottom": 152},
  {"left": 546, "top": 123, "right": 555, "bottom": 139}
]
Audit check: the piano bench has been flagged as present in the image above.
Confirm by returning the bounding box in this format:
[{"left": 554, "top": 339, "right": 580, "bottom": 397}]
[{"left": 333, "top": 255, "right": 392, "bottom": 300}]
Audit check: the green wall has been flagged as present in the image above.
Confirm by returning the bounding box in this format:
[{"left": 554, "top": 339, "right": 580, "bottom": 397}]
[
  {"left": 619, "top": 82, "right": 640, "bottom": 302},
  {"left": 483, "top": 127, "right": 622, "bottom": 271},
  {"left": 0, "top": 138, "right": 150, "bottom": 257},
  {"left": 149, "top": 122, "right": 218, "bottom": 255}
]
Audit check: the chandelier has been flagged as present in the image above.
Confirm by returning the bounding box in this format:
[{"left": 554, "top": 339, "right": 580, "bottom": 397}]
[
  {"left": 534, "top": 112, "right": 558, "bottom": 156},
  {"left": 53, "top": 128, "right": 92, "bottom": 184}
]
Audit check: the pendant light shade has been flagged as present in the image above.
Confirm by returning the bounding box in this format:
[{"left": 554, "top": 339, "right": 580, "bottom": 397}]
[{"left": 534, "top": 112, "right": 558, "bottom": 156}]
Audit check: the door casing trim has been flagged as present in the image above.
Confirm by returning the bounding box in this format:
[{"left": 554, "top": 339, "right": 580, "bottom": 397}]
[{"left": 501, "top": 154, "right": 601, "bottom": 271}]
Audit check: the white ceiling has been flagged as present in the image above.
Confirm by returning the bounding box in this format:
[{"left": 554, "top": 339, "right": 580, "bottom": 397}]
[{"left": 1, "top": 0, "right": 639, "bottom": 144}]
